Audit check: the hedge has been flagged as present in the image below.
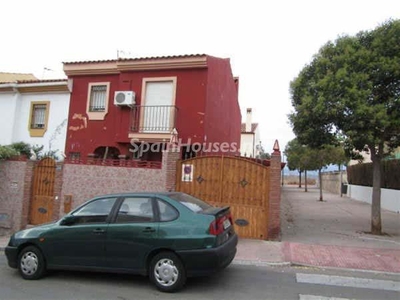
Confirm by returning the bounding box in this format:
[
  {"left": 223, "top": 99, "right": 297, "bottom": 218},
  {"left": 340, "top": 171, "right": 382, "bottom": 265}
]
[{"left": 347, "top": 159, "right": 400, "bottom": 190}]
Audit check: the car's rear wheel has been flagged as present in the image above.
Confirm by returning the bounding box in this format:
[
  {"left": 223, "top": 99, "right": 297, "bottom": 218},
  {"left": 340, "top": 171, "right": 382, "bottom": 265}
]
[
  {"left": 149, "top": 252, "right": 186, "bottom": 292},
  {"left": 18, "top": 246, "right": 46, "bottom": 280}
]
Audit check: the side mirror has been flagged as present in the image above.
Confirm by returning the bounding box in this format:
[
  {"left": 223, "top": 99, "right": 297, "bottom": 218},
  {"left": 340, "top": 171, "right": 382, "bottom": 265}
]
[{"left": 60, "top": 215, "right": 76, "bottom": 226}]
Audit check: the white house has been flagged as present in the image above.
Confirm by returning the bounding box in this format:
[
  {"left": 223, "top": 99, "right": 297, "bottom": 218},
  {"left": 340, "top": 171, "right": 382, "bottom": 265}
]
[
  {"left": 0, "top": 74, "right": 71, "bottom": 159},
  {"left": 240, "top": 108, "right": 260, "bottom": 157}
]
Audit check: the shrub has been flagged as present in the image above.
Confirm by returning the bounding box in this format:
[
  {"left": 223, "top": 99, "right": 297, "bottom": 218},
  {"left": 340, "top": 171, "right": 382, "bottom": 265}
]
[
  {"left": 348, "top": 159, "right": 400, "bottom": 190},
  {"left": 0, "top": 145, "right": 19, "bottom": 159},
  {"left": 10, "top": 142, "right": 32, "bottom": 158}
]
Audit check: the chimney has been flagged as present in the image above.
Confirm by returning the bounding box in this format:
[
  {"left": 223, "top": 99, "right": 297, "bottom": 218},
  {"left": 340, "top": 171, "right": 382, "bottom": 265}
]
[{"left": 246, "top": 108, "right": 252, "bottom": 132}]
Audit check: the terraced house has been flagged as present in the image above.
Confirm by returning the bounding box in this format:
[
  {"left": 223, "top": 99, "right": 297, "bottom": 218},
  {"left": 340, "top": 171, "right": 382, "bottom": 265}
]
[
  {"left": 63, "top": 54, "right": 241, "bottom": 165},
  {"left": 0, "top": 72, "right": 70, "bottom": 157}
]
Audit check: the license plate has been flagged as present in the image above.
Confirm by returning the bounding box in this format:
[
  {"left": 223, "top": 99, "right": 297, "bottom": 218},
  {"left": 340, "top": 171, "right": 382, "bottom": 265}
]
[{"left": 223, "top": 219, "right": 231, "bottom": 230}]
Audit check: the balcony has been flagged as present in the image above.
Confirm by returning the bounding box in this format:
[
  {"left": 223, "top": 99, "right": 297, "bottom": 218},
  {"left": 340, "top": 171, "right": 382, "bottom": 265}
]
[{"left": 129, "top": 105, "right": 178, "bottom": 141}]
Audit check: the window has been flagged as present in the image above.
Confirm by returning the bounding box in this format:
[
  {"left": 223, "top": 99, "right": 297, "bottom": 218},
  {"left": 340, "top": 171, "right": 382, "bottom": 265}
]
[
  {"left": 31, "top": 104, "right": 46, "bottom": 128},
  {"left": 168, "top": 193, "right": 212, "bottom": 213},
  {"left": 28, "top": 101, "right": 50, "bottom": 137},
  {"left": 157, "top": 199, "right": 178, "bottom": 222},
  {"left": 89, "top": 85, "right": 107, "bottom": 112},
  {"left": 86, "top": 82, "right": 110, "bottom": 120},
  {"left": 116, "top": 197, "right": 154, "bottom": 223},
  {"left": 142, "top": 78, "right": 176, "bottom": 133},
  {"left": 72, "top": 197, "right": 117, "bottom": 224}
]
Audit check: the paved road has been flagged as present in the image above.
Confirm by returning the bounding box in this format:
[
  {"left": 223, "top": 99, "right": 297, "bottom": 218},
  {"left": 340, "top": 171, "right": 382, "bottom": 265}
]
[{"left": 1, "top": 253, "right": 398, "bottom": 300}]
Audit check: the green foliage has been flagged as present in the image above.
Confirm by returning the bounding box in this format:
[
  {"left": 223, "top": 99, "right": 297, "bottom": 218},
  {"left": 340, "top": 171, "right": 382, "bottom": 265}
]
[
  {"left": 10, "top": 142, "right": 32, "bottom": 158},
  {"left": 289, "top": 19, "right": 400, "bottom": 229},
  {"left": 285, "top": 138, "right": 346, "bottom": 172},
  {"left": 256, "top": 142, "right": 271, "bottom": 159},
  {"left": 290, "top": 19, "right": 400, "bottom": 155},
  {"left": 259, "top": 152, "right": 271, "bottom": 160},
  {"left": 31, "top": 145, "right": 44, "bottom": 158},
  {"left": 31, "top": 144, "right": 59, "bottom": 160},
  {"left": 0, "top": 142, "right": 58, "bottom": 161},
  {"left": 285, "top": 138, "right": 309, "bottom": 171},
  {"left": 348, "top": 159, "right": 400, "bottom": 190},
  {"left": 0, "top": 145, "right": 19, "bottom": 159}
]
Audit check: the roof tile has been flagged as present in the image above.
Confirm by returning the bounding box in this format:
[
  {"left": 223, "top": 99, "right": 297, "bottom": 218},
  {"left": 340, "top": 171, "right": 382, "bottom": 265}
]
[
  {"left": 241, "top": 123, "right": 258, "bottom": 133},
  {"left": 63, "top": 54, "right": 207, "bottom": 65}
]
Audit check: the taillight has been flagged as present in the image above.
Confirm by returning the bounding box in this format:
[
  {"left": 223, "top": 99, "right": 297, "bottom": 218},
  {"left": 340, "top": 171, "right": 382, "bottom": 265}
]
[
  {"left": 209, "top": 213, "right": 232, "bottom": 235},
  {"left": 209, "top": 219, "right": 219, "bottom": 235}
]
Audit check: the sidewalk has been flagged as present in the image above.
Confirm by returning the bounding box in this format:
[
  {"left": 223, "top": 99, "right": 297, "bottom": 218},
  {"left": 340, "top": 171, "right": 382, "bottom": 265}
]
[
  {"left": 234, "top": 239, "right": 400, "bottom": 273},
  {"left": 234, "top": 186, "right": 400, "bottom": 273},
  {"left": 1, "top": 186, "right": 399, "bottom": 274}
]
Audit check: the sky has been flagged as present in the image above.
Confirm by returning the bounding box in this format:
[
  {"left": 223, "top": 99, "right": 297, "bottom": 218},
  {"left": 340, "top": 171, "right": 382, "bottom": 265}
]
[{"left": 1, "top": 0, "right": 399, "bottom": 154}]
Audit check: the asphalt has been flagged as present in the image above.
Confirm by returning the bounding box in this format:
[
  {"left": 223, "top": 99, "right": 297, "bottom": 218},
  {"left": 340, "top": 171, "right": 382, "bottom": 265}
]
[{"left": 1, "top": 186, "right": 399, "bottom": 274}]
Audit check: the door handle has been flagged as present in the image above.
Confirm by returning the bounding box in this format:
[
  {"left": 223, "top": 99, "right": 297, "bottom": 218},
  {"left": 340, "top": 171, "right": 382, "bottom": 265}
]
[
  {"left": 93, "top": 228, "right": 105, "bottom": 234},
  {"left": 142, "top": 227, "right": 156, "bottom": 233}
]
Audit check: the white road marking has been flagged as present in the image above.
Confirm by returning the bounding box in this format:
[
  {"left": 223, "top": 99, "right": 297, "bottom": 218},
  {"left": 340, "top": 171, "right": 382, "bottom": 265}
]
[
  {"left": 299, "top": 295, "right": 352, "bottom": 300},
  {"left": 296, "top": 273, "right": 400, "bottom": 292}
]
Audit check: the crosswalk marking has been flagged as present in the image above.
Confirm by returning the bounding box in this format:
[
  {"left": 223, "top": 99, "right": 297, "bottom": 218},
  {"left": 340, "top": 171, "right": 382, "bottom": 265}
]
[
  {"left": 299, "top": 295, "right": 351, "bottom": 300},
  {"left": 296, "top": 273, "right": 400, "bottom": 292}
]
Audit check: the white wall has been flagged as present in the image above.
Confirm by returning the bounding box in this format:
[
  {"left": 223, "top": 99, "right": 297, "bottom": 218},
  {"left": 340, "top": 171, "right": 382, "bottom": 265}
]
[
  {"left": 12, "top": 92, "right": 70, "bottom": 158},
  {"left": 254, "top": 126, "right": 260, "bottom": 155},
  {"left": 0, "top": 92, "right": 18, "bottom": 145},
  {"left": 240, "top": 133, "right": 255, "bottom": 157},
  {"left": 347, "top": 184, "right": 400, "bottom": 213}
]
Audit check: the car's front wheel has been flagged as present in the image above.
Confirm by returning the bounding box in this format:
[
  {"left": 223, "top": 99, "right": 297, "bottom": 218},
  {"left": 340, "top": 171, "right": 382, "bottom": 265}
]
[
  {"left": 149, "top": 252, "right": 186, "bottom": 292},
  {"left": 18, "top": 246, "right": 46, "bottom": 280}
]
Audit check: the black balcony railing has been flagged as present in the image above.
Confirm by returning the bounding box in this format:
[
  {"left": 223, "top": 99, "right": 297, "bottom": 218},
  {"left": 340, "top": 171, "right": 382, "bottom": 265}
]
[{"left": 130, "top": 105, "right": 178, "bottom": 133}]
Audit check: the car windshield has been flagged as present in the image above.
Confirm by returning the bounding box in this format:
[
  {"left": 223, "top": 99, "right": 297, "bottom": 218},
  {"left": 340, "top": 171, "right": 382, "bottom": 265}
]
[{"left": 168, "top": 193, "right": 212, "bottom": 213}]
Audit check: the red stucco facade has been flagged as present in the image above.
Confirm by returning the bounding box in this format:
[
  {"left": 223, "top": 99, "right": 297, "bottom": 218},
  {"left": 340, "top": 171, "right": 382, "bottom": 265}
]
[{"left": 64, "top": 55, "right": 241, "bottom": 160}]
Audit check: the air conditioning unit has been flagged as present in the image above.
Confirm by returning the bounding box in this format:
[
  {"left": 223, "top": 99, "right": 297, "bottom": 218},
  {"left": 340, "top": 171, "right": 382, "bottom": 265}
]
[{"left": 114, "top": 91, "right": 135, "bottom": 106}]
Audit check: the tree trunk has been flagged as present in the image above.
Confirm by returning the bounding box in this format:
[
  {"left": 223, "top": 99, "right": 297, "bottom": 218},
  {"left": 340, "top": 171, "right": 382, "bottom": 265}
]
[
  {"left": 298, "top": 171, "right": 302, "bottom": 188},
  {"left": 339, "top": 164, "right": 343, "bottom": 197},
  {"left": 370, "top": 144, "right": 383, "bottom": 235},
  {"left": 318, "top": 168, "right": 323, "bottom": 201},
  {"left": 305, "top": 170, "right": 308, "bottom": 192}
]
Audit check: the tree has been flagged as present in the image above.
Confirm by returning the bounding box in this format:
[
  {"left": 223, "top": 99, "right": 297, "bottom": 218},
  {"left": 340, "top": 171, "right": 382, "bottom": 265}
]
[
  {"left": 309, "top": 145, "right": 347, "bottom": 201},
  {"left": 285, "top": 139, "right": 306, "bottom": 188},
  {"left": 284, "top": 138, "right": 315, "bottom": 191},
  {"left": 290, "top": 19, "right": 400, "bottom": 234}
]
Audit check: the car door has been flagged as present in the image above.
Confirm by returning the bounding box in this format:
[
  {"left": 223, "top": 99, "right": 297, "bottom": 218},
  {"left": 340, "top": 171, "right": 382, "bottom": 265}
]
[
  {"left": 44, "top": 197, "right": 118, "bottom": 267},
  {"left": 105, "top": 196, "right": 159, "bottom": 271}
]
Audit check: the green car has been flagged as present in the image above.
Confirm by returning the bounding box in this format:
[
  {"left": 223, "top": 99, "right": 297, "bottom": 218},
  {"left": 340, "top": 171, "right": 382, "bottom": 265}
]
[{"left": 5, "top": 192, "right": 238, "bottom": 292}]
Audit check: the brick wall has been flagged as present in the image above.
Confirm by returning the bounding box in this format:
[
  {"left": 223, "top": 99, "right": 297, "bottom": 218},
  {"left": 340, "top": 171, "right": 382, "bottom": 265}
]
[
  {"left": 59, "top": 149, "right": 180, "bottom": 216},
  {"left": 19, "top": 161, "right": 34, "bottom": 230},
  {"left": 268, "top": 142, "right": 282, "bottom": 240},
  {"left": 0, "top": 160, "right": 32, "bottom": 235},
  {"left": 163, "top": 147, "right": 181, "bottom": 192},
  {"left": 52, "top": 162, "right": 64, "bottom": 221}
]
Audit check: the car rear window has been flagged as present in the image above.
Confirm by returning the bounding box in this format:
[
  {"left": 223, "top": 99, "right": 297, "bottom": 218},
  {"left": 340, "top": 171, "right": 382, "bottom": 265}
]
[{"left": 168, "top": 193, "right": 212, "bottom": 213}]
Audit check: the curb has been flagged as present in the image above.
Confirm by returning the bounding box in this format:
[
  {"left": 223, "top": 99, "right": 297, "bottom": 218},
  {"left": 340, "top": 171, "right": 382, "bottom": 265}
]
[
  {"left": 290, "top": 262, "right": 400, "bottom": 276},
  {"left": 232, "top": 259, "right": 400, "bottom": 276},
  {"left": 233, "top": 259, "right": 291, "bottom": 267}
]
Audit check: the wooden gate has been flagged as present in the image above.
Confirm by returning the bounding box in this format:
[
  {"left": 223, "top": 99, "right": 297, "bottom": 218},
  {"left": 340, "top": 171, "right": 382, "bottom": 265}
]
[
  {"left": 176, "top": 156, "right": 270, "bottom": 239},
  {"left": 29, "top": 157, "right": 56, "bottom": 225}
]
